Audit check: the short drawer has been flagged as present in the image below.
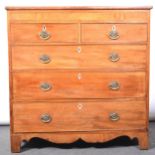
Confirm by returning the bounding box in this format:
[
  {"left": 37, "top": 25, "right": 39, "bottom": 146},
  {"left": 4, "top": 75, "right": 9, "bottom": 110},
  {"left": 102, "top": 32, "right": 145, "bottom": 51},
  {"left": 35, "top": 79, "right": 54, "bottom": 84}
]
[
  {"left": 13, "top": 99, "right": 146, "bottom": 133},
  {"left": 13, "top": 71, "right": 145, "bottom": 100},
  {"left": 11, "top": 23, "right": 79, "bottom": 44},
  {"left": 12, "top": 45, "right": 146, "bottom": 71},
  {"left": 81, "top": 24, "right": 147, "bottom": 43}
]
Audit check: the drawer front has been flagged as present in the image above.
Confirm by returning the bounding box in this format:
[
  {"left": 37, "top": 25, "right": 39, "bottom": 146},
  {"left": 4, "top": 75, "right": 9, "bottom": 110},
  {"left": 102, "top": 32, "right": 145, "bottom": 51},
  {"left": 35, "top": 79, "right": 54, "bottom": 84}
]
[
  {"left": 81, "top": 24, "right": 147, "bottom": 43},
  {"left": 13, "top": 71, "right": 145, "bottom": 100},
  {"left": 8, "top": 10, "right": 149, "bottom": 23},
  {"left": 12, "top": 45, "right": 146, "bottom": 71},
  {"left": 11, "top": 24, "right": 79, "bottom": 43},
  {"left": 13, "top": 99, "right": 146, "bottom": 133}
]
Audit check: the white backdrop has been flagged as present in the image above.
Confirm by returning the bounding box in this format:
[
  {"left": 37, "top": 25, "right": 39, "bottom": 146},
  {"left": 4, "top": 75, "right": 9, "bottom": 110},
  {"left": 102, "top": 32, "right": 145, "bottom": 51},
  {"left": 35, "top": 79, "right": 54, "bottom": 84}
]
[{"left": 0, "top": 0, "right": 154, "bottom": 124}]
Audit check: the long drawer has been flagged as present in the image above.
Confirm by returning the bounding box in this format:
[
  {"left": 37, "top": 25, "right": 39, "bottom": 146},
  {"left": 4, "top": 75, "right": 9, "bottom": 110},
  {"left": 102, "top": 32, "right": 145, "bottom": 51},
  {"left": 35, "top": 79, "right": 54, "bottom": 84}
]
[
  {"left": 81, "top": 24, "right": 147, "bottom": 43},
  {"left": 13, "top": 99, "right": 146, "bottom": 133},
  {"left": 13, "top": 71, "right": 146, "bottom": 100},
  {"left": 12, "top": 45, "right": 146, "bottom": 71},
  {"left": 11, "top": 23, "right": 79, "bottom": 44}
]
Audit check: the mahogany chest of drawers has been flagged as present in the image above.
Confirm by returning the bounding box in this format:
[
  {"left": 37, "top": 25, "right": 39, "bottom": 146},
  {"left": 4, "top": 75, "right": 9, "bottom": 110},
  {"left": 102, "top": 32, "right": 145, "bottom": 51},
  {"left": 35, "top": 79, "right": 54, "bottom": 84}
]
[{"left": 6, "top": 6, "right": 152, "bottom": 152}]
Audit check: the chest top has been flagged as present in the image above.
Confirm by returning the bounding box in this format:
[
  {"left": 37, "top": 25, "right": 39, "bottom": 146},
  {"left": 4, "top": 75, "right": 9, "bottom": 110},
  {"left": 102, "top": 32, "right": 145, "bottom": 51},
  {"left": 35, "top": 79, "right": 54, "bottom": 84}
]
[{"left": 6, "top": 6, "right": 152, "bottom": 22}]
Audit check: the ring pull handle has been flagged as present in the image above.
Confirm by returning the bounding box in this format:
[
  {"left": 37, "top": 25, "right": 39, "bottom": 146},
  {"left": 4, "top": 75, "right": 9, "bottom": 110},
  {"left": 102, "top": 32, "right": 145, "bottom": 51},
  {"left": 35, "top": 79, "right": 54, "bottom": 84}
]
[
  {"left": 109, "top": 52, "right": 120, "bottom": 62},
  {"left": 39, "top": 54, "right": 51, "bottom": 64},
  {"left": 108, "top": 25, "right": 119, "bottom": 40},
  {"left": 109, "top": 81, "right": 120, "bottom": 90},
  {"left": 109, "top": 112, "right": 120, "bottom": 121},
  {"left": 39, "top": 25, "right": 51, "bottom": 40},
  {"left": 40, "top": 82, "right": 52, "bottom": 91},
  {"left": 40, "top": 114, "right": 52, "bottom": 123}
]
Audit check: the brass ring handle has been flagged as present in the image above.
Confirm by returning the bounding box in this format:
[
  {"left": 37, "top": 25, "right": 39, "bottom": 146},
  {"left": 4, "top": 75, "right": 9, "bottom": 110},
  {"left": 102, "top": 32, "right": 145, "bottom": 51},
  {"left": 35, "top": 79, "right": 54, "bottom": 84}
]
[
  {"left": 40, "top": 114, "right": 52, "bottom": 123},
  {"left": 40, "top": 82, "right": 52, "bottom": 91},
  {"left": 39, "top": 25, "right": 51, "bottom": 40},
  {"left": 109, "top": 81, "right": 120, "bottom": 90},
  {"left": 108, "top": 25, "right": 119, "bottom": 40},
  {"left": 109, "top": 112, "right": 120, "bottom": 121},
  {"left": 39, "top": 54, "right": 51, "bottom": 64},
  {"left": 109, "top": 52, "right": 120, "bottom": 62}
]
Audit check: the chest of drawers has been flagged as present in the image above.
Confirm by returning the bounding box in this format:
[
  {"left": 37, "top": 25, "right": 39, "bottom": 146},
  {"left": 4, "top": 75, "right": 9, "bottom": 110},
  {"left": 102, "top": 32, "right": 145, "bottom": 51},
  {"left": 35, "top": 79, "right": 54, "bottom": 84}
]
[{"left": 6, "top": 6, "right": 152, "bottom": 152}]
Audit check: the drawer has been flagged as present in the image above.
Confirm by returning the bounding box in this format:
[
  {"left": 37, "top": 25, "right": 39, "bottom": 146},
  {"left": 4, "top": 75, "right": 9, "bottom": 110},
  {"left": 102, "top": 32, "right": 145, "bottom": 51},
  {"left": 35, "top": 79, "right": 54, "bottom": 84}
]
[
  {"left": 13, "top": 99, "right": 146, "bottom": 132},
  {"left": 11, "top": 24, "right": 79, "bottom": 44},
  {"left": 8, "top": 10, "right": 149, "bottom": 23},
  {"left": 13, "top": 71, "right": 145, "bottom": 100},
  {"left": 12, "top": 45, "right": 146, "bottom": 71},
  {"left": 81, "top": 24, "right": 147, "bottom": 43}
]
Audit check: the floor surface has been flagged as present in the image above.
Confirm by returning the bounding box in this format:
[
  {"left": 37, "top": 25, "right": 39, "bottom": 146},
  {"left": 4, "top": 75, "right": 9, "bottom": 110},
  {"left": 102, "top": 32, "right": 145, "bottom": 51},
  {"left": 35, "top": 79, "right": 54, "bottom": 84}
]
[{"left": 0, "top": 123, "right": 155, "bottom": 155}]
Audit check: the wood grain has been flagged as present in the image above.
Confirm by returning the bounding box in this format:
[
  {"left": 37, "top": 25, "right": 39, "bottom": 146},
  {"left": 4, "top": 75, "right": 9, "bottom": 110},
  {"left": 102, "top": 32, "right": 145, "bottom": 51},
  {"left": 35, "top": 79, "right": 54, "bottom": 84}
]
[
  {"left": 7, "top": 10, "right": 150, "bottom": 23},
  {"left": 12, "top": 45, "right": 146, "bottom": 71},
  {"left": 11, "top": 23, "right": 79, "bottom": 44},
  {"left": 13, "top": 99, "right": 146, "bottom": 133},
  {"left": 13, "top": 71, "right": 146, "bottom": 100},
  {"left": 11, "top": 134, "right": 21, "bottom": 153},
  {"left": 11, "top": 130, "right": 149, "bottom": 153},
  {"left": 81, "top": 23, "right": 147, "bottom": 43}
]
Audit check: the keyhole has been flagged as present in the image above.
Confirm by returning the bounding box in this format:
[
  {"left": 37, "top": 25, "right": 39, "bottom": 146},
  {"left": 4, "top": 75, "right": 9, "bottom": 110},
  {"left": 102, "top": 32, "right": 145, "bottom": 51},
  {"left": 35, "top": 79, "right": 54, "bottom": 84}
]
[
  {"left": 77, "top": 47, "right": 81, "bottom": 53},
  {"left": 77, "top": 73, "right": 82, "bottom": 80},
  {"left": 77, "top": 103, "right": 83, "bottom": 110}
]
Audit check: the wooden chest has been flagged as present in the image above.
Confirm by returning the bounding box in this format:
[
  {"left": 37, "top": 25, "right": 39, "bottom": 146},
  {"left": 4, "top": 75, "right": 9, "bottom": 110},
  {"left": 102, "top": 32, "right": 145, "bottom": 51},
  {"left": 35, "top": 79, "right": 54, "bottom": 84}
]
[{"left": 6, "top": 6, "right": 152, "bottom": 152}]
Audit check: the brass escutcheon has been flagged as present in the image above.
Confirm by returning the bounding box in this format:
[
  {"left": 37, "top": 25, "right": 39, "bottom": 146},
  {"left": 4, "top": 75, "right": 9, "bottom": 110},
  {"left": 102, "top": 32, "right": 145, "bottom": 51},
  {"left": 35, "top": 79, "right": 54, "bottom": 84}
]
[
  {"left": 40, "top": 82, "right": 52, "bottom": 91},
  {"left": 109, "top": 81, "right": 120, "bottom": 90},
  {"left": 39, "top": 54, "right": 51, "bottom": 64},
  {"left": 109, "top": 112, "right": 120, "bottom": 121},
  {"left": 40, "top": 114, "right": 52, "bottom": 123},
  {"left": 39, "top": 25, "right": 51, "bottom": 40},
  {"left": 109, "top": 52, "right": 120, "bottom": 62},
  {"left": 109, "top": 25, "right": 119, "bottom": 40}
]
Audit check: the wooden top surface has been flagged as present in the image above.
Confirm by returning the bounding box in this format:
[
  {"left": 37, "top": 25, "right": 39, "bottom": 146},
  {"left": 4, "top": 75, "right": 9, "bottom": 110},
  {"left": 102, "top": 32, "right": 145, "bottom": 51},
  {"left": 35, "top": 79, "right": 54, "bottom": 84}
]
[{"left": 6, "top": 6, "right": 153, "bottom": 10}]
